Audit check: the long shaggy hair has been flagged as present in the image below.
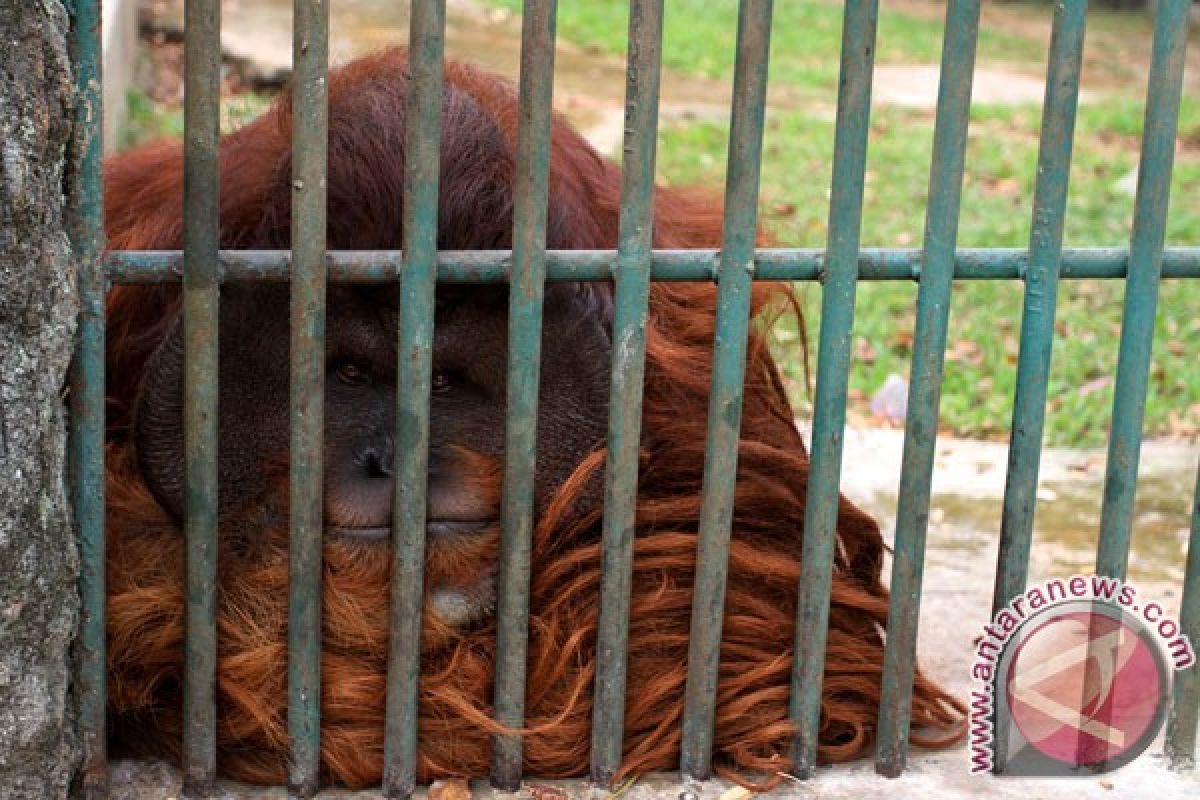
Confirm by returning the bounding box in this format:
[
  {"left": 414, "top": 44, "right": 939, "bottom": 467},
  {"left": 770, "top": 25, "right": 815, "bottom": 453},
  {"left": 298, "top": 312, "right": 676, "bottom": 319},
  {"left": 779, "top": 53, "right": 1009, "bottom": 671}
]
[{"left": 103, "top": 50, "right": 964, "bottom": 788}]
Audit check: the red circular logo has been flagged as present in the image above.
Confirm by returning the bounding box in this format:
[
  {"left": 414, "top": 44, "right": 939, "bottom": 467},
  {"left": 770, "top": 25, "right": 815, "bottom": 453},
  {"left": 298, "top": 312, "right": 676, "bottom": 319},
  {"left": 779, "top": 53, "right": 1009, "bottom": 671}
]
[{"left": 1003, "top": 606, "right": 1168, "bottom": 771}]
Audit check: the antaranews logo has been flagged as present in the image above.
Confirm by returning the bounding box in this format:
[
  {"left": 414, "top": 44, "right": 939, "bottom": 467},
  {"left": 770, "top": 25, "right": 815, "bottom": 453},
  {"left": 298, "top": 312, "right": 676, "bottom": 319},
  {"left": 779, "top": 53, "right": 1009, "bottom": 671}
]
[{"left": 969, "top": 575, "right": 1195, "bottom": 777}]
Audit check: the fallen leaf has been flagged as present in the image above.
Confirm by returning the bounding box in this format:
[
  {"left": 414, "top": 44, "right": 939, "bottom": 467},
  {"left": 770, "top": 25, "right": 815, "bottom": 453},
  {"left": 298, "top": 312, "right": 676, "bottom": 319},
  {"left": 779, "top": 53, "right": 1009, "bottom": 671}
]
[
  {"left": 855, "top": 336, "right": 877, "bottom": 364},
  {"left": 429, "top": 778, "right": 471, "bottom": 800},
  {"left": 1078, "top": 376, "right": 1113, "bottom": 397},
  {"left": 528, "top": 785, "right": 569, "bottom": 800},
  {"left": 946, "top": 339, "right": 983, "bottom": 366}
]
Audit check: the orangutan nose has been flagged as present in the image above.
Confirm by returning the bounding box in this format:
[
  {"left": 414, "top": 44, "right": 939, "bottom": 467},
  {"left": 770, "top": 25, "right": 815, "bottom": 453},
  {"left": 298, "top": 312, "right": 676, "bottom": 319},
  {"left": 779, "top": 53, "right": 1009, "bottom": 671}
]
[{"left": 357, "top": 437, "right": 394, "bottom": 480}]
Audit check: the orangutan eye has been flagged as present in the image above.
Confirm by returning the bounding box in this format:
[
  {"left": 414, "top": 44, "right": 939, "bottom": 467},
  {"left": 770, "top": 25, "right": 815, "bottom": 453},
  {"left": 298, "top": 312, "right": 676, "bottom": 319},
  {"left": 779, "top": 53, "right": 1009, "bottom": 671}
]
[
  {"left": 333, "top": 360, "right": 369, "bottom": 386},
  {"left": 431, "top": 370, "right": 453, "bottom": 394}
]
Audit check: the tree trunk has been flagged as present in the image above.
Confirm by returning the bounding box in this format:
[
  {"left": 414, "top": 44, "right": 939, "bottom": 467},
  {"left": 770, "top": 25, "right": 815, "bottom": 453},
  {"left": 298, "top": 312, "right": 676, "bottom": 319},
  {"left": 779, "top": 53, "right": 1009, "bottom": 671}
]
[{"left": 0, "top": 1, "right": 82, "bottom": 797}]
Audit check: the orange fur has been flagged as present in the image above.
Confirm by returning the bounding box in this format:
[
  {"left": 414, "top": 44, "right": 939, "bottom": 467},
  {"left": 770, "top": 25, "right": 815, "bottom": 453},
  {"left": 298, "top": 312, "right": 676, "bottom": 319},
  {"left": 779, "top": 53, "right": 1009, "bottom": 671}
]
[{"left": 104, "top": 49, "right": 964, "bottom": 788}]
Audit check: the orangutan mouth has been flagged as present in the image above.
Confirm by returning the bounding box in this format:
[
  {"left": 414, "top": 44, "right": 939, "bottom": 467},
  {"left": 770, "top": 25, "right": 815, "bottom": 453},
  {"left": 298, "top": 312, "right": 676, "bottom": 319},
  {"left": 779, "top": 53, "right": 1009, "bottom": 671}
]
[{"left": 328, "top": 519, "right": 491, "bottom": 542}]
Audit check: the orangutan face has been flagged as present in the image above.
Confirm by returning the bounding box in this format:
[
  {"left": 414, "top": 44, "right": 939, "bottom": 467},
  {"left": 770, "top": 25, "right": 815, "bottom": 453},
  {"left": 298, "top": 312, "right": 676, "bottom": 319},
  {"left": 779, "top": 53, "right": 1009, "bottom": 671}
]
[{"left": 133, "top": 282, "right": 612, "bottom": 623}]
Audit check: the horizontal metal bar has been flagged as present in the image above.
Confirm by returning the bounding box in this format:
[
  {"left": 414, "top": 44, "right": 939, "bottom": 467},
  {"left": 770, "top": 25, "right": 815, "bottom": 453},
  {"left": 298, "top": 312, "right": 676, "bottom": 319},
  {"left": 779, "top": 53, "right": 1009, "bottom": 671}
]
[
  {"left": 790, "top": 0, "right": 879, "bottom": 779},
  {"left": 875, "top": 0, "right": 981, "bottom": 777},
  {"left": 383, "top": 1, "right": 446, "bottom": 797},
  {"left": 1096, "top": 0, "right": 1191, "bottom": 580},
  {"left": 181, "top": 0, "right": 222, "bottom": 793},
  {"left": 492, "top": 0, "right": 558, "bottom": 789},
  {"left": 590, "top": 0, "right": 665, "bottom": 785},
  {"left": 286, "top": 0, "right": 330, "bottom": 795},
  {"left": 681, "top": 0, "right": 774, "bottom": 780},
  {"left": 105, "top": 247, "right": 1200, "bottom": 284}
]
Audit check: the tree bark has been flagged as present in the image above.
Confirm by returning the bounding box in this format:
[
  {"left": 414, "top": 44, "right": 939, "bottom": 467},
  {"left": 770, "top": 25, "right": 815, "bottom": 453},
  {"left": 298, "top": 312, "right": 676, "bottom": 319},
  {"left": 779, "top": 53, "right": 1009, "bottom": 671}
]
[{"left": 0, "top": 1, "right": 82, "bottom": 797}]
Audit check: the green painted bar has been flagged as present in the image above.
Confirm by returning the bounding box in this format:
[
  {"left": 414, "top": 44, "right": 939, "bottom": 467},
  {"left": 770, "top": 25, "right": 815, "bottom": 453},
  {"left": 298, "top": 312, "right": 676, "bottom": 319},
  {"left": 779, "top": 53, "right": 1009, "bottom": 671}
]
[
  {"left": 491, "top": 0, "right": 558, "bottom": 789},
  {"left": 992, "top": 0, "right": 1088, "bottom": 618},
  {"left": 66, "top": 1, "right": 107, "bottom": 796},
  {"left": 590, "top": 0, "right": 664, "bottom": 785},
  {"left": 287, "top": 0, "right": 329, "bottom": 795},
  {"left": 987, "top": 4, "right": 1089, "bottom": 774},
  {"left": 181, "top": 0, "right": 222, "bottom": 793},
  {"left": 1096, "top": 0, "right": 1190, "bottom": 580},
  {"left": 382, "top": 2, "right": 445, "bottom": 797},
  {"left": 1166, "top": 460, "right": 1200, "bottom": 768},
  {"left": 105, "top": 247, "right": 1200, "bottom": 285},
  {"left": 875, "top": 0, "right": 980, "bottom": 778},
  {"left": 788, "top": 0, "right": 878, "bottom": 780},
  {"left": 680, "top": 0, "right": 773, "bottom": 780}
]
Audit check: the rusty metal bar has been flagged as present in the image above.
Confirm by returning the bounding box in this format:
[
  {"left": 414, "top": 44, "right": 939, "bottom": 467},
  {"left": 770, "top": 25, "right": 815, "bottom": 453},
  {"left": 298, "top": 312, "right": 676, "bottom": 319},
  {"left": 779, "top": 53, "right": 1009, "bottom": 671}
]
[
  {"left": 181, "top": 0, "right": 222, "bottom": 793},
  {"left": 992, "top": 0, "right": 1088, "bottom": 616},
  {"left": 590, "top": 0, "right": 665, "bottom": 785},
  {"left": 1166, "top": 459, "right": 1200, "bottom": 768},
  {"left": 789, "top": 0, "right": 878, "bottom": 779},
  {"left": 875, "top": 0, "right": 981, "bottom": 777},
  {"left": 66, "top": 0, "right": 107, "bottom": 796},
  {"left": 1096, "top": 0, "right": 1190, "bottom": 579},
  {"left": 382, "top": 2, "right": 446, "bottom": 797},
  {"left": 680, "top": 0, "right": 774, "bottom": 779},
  {"left": 491, "top": 0, "right": 558, "bottom": 789},
  {"left": 286, "top": 0, "right": 330, "bottom": 795},
  {"left": 106, "top": 247, "right": 1200, "bottom": 285}
]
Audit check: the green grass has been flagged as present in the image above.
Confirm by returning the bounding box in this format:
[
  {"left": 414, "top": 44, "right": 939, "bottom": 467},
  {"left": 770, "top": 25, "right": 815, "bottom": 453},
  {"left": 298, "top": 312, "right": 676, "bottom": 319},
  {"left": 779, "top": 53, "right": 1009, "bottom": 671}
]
[
  {"left": 481, "top": 0, "right": 1200, "bottom": 446},
  {"left": 658, "top": 101, "right": 1200, "bottom": 446},
  {"left": 488, "top": 0, "right": 1042, "bottom": 92}
]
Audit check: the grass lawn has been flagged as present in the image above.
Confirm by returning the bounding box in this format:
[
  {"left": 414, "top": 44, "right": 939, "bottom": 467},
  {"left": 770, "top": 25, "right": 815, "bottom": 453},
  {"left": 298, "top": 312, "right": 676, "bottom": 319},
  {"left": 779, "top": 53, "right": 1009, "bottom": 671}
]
[{"left": 484, "top": 0, "right": 1200, "bottom": 446}]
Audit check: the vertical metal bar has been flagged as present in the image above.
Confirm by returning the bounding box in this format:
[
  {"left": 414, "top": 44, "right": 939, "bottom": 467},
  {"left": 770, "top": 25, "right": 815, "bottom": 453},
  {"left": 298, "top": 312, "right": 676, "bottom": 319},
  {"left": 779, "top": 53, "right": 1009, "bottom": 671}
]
[
  {"left": 383, "top": 2, "right": 446, "bottom": 797},
  {"left": 590, "top": 0, "right": 665, "bottom": 785},
  {"left": 985, "top": 4, "right": 1089, "bottom": 774},
  {"left": 992, "top": 0, "right": 1088, "bottom": 616},
  {"left": 1096, "top": 0, "right": 1190, "bottom": 579},
  {"left": 788, "top": 0, "right": 878, "bottom": 779},
  {"left": 874, "top": 0, "right": 981, "bottom": 778},
  {"left": 679, "top": 0, "right": 774, "bottom": 780},
  {"left": 287, "top": 0, "right": 329, "bottom": 796},
  {"left": 1166, "top": 460, "right": 1200, "bottom": 769},
  {"left": 181, "top": 0, "right": 222, "bottom": 793},
  {"left": 66, "top": 1, "right": 107, "bottom": 796},
  {"left": 491, "top": 0, "right": 558, "bottom": 788}
]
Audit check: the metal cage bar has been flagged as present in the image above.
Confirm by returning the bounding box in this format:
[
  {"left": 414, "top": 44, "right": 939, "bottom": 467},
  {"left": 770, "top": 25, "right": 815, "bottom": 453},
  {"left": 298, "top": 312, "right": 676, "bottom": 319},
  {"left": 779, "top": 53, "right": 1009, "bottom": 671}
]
[
  {"left": 180, "top": 0, "right": 222, "bottom": 792},
  {"left": 1166, "top": 461, "right": 1200, "bottom": 768},
  {"left": 286, "top": 0, "right": 330, "bottom": 795},
  {"left": 1096, "top": 0, "right": 1190, "bottom": 579},
  {"left": 491, "top": 0, "right": 559, "bottom": 788},
  {"left": 789, "top": 0, "right": 879, "bottom": 778},
  {"left": 590, "top": 0, "right": 666, "bottom": 784},
  {"left": 875, "top": 0, "right": 981, "bottom": 776},
  {"left": 105, "top": 247, "right": 1200, "bottom": 285},
  {"left": 680, "top": 0, "right": 774, "bottom": 779},
  {"left": 67, "top": 1, "right": 107, "bottom": 797},
  {"left": 382, "top": 2, "right": 447, "bottom": 797},
  {"left": 992, "top": 0, "right": 1089, "bottom": 617}
]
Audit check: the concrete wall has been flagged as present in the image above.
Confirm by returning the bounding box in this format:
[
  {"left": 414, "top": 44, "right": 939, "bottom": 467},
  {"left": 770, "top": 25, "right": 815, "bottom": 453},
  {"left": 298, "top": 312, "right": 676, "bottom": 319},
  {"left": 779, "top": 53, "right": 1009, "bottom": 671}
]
[{"left": 103, "top": 0, "right": 139, "bottom": 152}]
